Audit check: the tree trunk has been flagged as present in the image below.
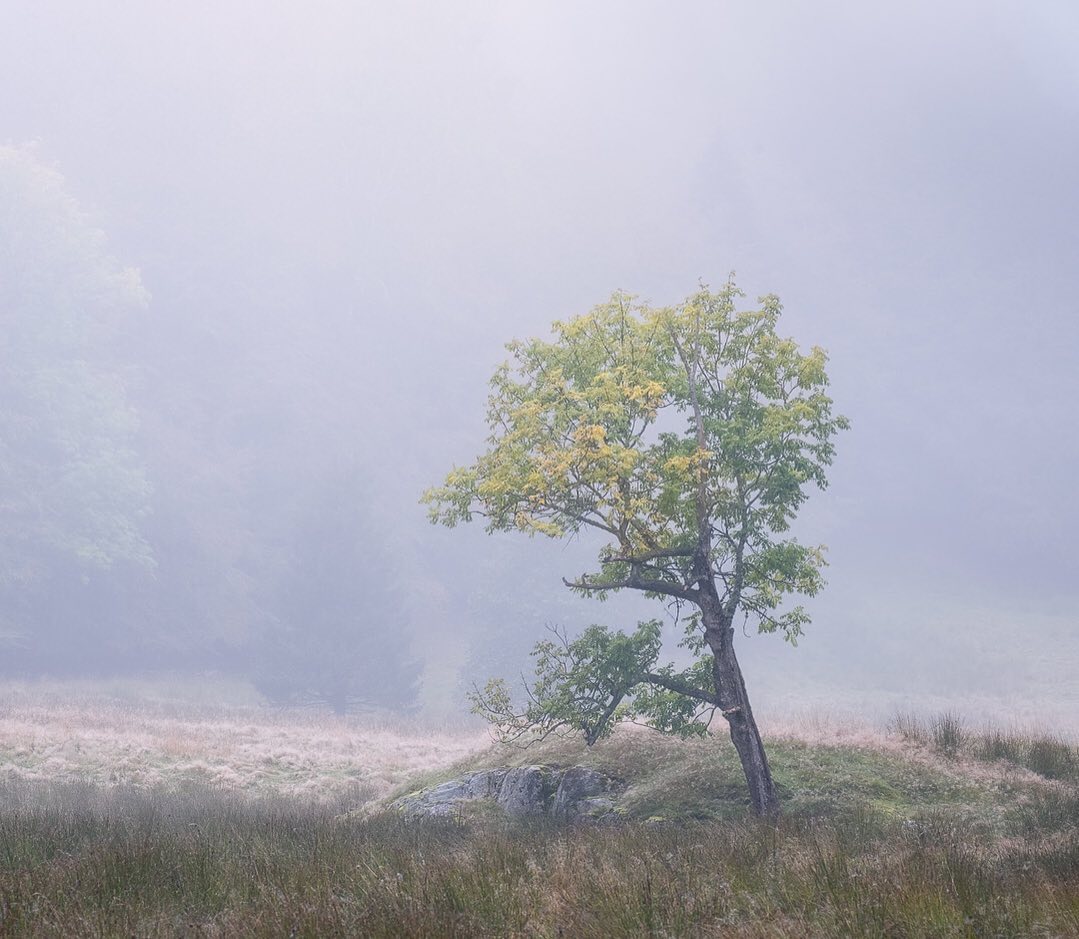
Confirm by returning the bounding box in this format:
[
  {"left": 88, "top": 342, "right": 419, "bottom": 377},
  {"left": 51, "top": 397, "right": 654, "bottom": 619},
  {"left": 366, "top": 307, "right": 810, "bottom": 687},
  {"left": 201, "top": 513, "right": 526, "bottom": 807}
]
[{"left": 702, "top": 601, "right": 781, "bottom": 817}]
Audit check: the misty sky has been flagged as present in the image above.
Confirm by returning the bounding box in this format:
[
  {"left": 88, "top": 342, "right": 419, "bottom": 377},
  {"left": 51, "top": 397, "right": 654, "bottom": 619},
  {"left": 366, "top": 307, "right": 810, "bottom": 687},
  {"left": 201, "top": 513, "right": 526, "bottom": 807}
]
[{"left": 2, "top": 2, "right": 1076, "bottom": 700}]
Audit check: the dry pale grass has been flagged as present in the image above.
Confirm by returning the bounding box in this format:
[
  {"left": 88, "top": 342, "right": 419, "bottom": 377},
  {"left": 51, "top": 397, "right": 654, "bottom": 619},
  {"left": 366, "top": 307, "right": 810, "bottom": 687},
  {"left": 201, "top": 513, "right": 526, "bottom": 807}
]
[
  {"left": 0, "top": 680, "right": 485, "bottom": 801},
  {"left": 1, "top": 679, "right": 1074, "bottom": 815},
  {"left": 751, "top": 682, "right": 1079, "bottom": 744}
]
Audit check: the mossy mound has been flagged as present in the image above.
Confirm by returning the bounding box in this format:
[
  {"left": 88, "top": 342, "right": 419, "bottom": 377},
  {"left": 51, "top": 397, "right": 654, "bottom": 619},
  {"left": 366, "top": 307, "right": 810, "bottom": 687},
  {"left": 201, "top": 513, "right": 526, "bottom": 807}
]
[{"left": 389, "top": 724, "right": 1030, "bottom": 826}]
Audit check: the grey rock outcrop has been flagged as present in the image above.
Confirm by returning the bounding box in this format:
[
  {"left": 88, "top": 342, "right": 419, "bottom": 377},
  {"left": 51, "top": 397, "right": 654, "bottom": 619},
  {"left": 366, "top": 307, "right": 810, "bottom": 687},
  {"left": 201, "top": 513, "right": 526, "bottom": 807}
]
[
  {"left": 392, "top": 764, "right": 622, "bottom": 821},
  {"left": 496, "top": 765, "right": 554, "bottom": 816},
  {"left": 551, "top": 766, "right": 616, "bottom": 819},
  {"left": 394, "top": 777, "right": 475, "bottom": 817},
  {"left": 466, "top": 769, "right": 508, "bottom": 799}
]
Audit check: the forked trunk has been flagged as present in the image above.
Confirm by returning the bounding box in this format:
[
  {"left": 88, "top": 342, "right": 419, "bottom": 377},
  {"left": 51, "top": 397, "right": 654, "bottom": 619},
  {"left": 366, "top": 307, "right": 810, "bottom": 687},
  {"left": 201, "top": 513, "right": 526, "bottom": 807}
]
[{"left": 702, "top": 603, "right": 781, "bottom": 817}]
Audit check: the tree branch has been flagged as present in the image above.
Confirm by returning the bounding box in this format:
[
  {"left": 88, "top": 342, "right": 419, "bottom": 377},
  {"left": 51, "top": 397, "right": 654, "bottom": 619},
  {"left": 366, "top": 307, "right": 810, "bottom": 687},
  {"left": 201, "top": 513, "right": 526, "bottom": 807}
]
[
  {"left": 562, "top": 572, "right": 699, "bottom": 602},
  {"left": 585, "top": 690, "right": 628, "bottom": 746},
  {"left": 723, "top": 517, "right": 750, "bottom": 620},
  {"left": 604, "top": 546, "right": 694, "bottom": 564},
  {"left": 642, "top": 672, "right": 718, "bottom": 705}
]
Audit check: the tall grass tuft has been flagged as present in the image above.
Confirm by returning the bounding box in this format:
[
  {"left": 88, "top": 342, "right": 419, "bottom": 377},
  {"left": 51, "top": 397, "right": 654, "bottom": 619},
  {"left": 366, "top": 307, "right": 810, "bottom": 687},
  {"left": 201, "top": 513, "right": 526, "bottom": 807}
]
[
  {"left": 973, "top": 727, "right": 1025, "bottom": 763},
  {"left": 931, "top": 711, "right": 966, "bottom": 756},
  {"left": 891, "top": 711, "right": 1078, "bottom": 781},
  {"left": 967, "top": 724, "right": 1077, "bottom": 781},
  {"left": 889, "top": 710, "right": 928, "bottom": 745},
  {"left": 1026, "top": 734, "right": 1077, "bottom": 781},
  {"left": 1015, "top": 786, "right": 1079, "bottom": 836}
]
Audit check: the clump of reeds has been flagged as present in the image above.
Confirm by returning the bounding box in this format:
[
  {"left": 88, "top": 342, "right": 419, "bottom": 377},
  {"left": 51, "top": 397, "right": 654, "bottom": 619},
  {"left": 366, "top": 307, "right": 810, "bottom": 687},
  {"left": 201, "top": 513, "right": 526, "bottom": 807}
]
[
  {"left": 972, "top": 727, "right": 1026, "bottom": 763},
  {"left": 1026, "top": 735, "right": 1077, "bottom": 780},
  {"left": 891, "top": 709, "right": 1078, "bottom": 781},
  {"left": 889, "top": 709, "right": 929, "bottom": 746},
  {"left": 931, "top": 711, "right": 966, "bottom": 755}
]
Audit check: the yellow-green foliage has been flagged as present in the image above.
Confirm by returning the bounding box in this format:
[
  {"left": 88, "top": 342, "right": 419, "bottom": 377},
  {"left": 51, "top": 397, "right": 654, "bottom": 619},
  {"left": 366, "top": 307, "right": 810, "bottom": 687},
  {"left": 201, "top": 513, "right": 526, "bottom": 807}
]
[
  {"left": 424, "top": 282, "right": 848, "bottom": 642},
  {"left": 425, "top": 282, "right": 849, "bottom": 751}
]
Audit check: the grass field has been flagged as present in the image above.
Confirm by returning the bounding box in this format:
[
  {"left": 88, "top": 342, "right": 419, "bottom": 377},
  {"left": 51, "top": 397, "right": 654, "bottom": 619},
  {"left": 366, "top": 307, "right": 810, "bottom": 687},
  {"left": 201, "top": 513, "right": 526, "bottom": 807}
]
[
  {"left": 0, "top": 681, "right": 1077, "bottom": 937},
  {"left": 0, "top": 679, "right": 483, "bottom": 801}
]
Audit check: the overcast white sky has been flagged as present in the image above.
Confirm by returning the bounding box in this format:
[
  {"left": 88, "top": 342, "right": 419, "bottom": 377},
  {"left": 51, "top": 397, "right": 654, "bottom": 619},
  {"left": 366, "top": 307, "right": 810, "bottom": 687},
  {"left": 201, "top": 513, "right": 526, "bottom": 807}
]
[{"left": 2, "top": 1, "right": 1077, "bottom": 701}]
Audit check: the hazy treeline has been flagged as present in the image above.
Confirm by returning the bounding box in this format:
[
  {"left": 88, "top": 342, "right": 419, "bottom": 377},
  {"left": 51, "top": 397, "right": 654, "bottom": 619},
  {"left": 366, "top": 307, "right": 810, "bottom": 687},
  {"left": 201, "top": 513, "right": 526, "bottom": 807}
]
[
  {"left": 0, "top": 144, "right": 598, "bottom": 711},
  {"left": 0, "top": 147, "right": 421, "bottom": 707}
]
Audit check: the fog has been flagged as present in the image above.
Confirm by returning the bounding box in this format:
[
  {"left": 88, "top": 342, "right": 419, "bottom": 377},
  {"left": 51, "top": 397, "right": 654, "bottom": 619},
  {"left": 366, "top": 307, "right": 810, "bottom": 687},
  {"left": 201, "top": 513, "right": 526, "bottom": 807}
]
[{"left": 1, "top": 2, "right": 1076, "bottom": 721}]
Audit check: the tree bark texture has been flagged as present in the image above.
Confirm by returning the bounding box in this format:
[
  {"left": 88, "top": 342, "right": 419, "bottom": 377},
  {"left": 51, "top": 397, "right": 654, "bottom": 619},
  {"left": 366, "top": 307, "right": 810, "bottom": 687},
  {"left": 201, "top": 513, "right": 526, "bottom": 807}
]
[{"left": 701, "top": 598, "right": 781, "bottom": 817}]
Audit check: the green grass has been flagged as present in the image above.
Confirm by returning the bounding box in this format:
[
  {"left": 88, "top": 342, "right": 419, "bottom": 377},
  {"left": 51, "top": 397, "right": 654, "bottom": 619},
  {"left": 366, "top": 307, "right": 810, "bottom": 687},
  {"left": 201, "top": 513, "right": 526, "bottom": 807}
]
[{"left": 393, "top": 724, "right": 1004, "bottom": 824}]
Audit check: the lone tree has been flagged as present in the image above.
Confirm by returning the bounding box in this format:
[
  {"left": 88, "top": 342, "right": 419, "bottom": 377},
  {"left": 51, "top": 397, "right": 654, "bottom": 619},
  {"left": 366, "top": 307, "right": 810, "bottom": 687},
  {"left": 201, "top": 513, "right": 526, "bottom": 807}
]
[{"left": 424, "top": 282, "right": 847, "bottom": 816}]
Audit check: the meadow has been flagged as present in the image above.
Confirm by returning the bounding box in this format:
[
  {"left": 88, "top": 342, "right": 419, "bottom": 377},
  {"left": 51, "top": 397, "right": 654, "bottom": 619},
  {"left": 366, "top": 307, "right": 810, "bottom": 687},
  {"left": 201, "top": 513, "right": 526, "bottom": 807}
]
[
  {"left": 0, "top": 679, "right": 482, "bottom": 801},
  {"left": 1, "top": 681, "right": 1077, "bottom": 937}
]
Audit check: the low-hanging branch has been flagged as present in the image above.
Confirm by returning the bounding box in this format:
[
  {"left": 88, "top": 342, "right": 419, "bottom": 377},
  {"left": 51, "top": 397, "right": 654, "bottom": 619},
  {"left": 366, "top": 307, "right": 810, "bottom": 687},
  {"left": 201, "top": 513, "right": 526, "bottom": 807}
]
[
  {"left": 641, "top": 672, "right": 717, "bottom": 706},
  {"left": 562, "top": 571, "right": 700, "bottom": 603}
]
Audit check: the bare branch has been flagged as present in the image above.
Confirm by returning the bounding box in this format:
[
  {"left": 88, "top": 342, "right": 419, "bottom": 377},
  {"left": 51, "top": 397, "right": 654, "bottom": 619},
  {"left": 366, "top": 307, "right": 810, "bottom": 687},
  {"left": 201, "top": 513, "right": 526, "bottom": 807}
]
[
  {"left": 642, "top": 672, "right": 718, "bottom": 705},
  {"left": 562, "top": 572, "right": 699, "bottom": 602}
]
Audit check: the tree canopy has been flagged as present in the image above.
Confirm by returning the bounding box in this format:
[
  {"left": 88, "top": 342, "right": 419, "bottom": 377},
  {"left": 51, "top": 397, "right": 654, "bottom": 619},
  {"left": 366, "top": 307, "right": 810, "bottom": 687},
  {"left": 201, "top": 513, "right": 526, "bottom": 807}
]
[{"left": 426, "top": 281, "right": 847, "bottom": 815}]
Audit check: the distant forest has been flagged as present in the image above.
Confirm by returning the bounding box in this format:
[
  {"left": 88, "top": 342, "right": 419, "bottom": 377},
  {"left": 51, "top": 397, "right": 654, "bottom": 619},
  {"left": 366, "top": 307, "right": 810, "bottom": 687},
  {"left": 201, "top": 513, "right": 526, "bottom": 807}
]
[{"left": 0, "top": 145, "right": 496, "bottom": 711}]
